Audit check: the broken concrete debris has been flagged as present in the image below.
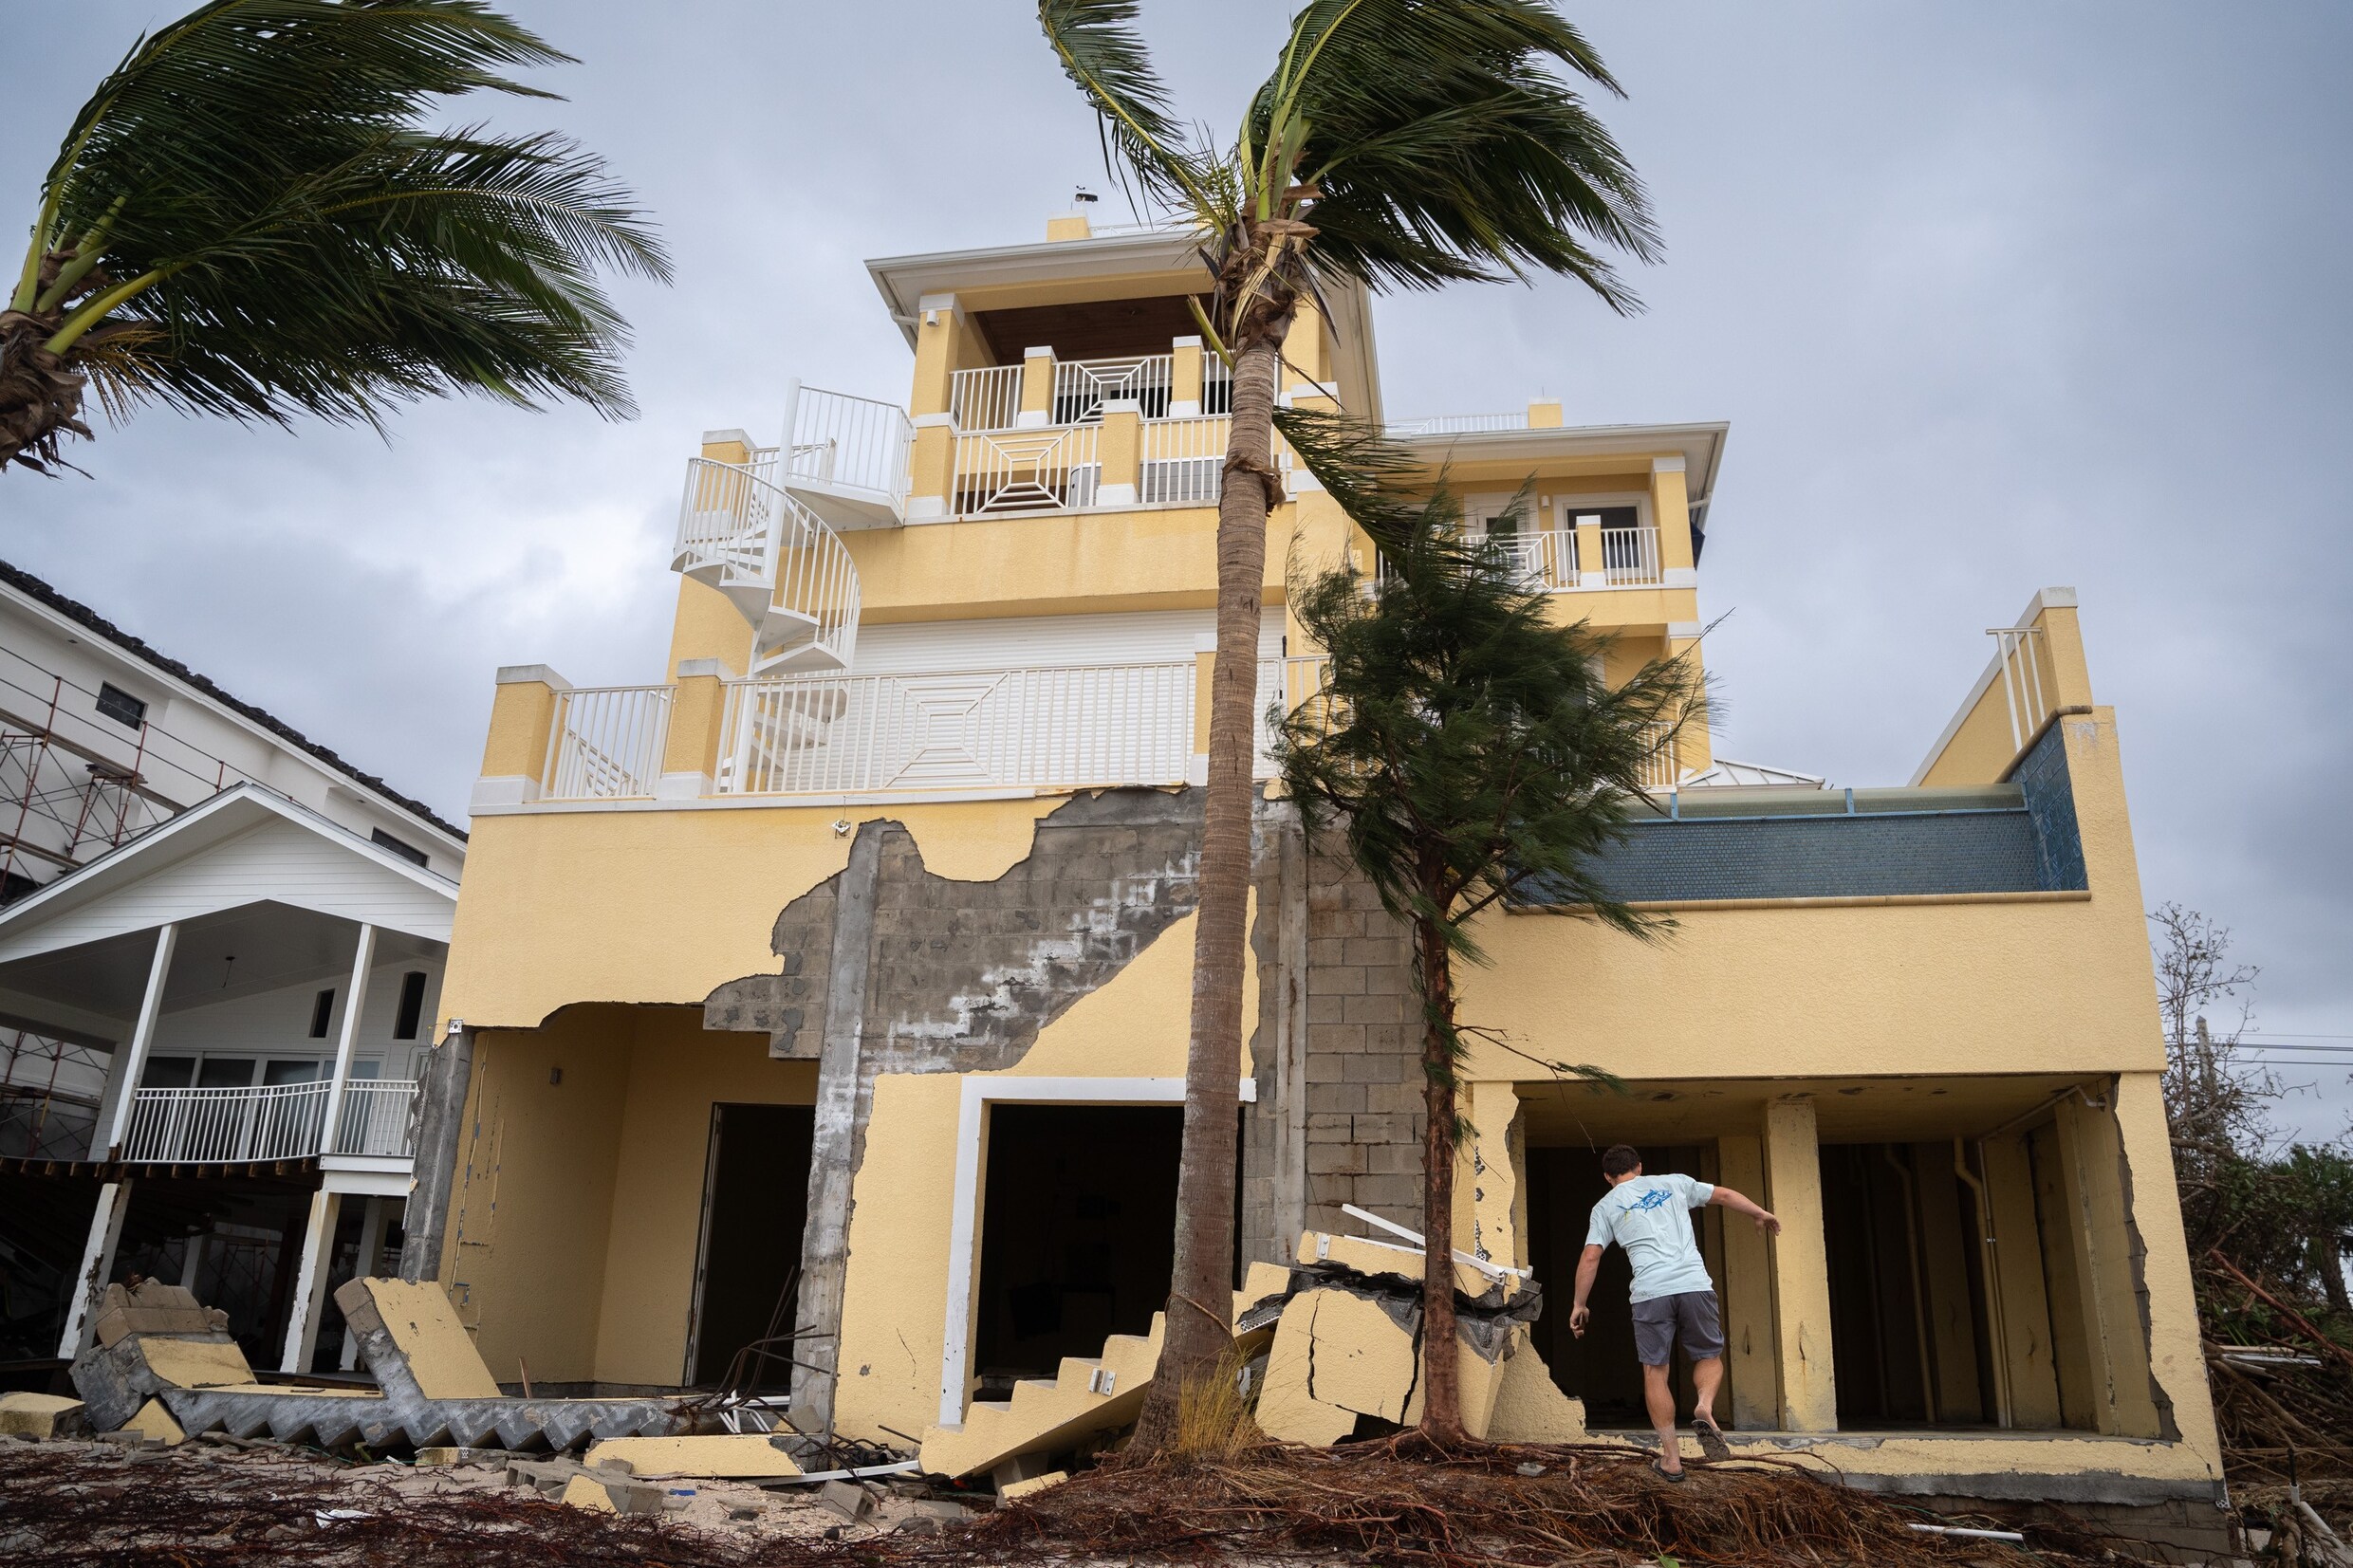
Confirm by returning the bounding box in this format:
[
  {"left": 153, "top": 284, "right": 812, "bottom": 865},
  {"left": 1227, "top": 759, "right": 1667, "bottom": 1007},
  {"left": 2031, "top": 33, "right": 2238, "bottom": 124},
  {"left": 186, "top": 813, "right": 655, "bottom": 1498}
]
[
  {"left": 922, "top": 1226, "right": 1574, "bottom": 1489},
  {"left": 67, "top": 1276, "right": 691, "bottom": 1451},
  {"left": 582, "top": 1432, "right": 805, "bottom": 1479},
  {"left": 0, "top": 1392, "right": 88, "bottom": 1440}
]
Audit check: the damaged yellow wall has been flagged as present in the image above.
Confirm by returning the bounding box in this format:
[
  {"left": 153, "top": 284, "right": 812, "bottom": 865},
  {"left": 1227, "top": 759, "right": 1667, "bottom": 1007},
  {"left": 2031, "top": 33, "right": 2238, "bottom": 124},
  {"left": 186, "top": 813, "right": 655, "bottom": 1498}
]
[
  {"left": 591, "top": 1013, "right": 820, "bottom": 1388},
  {"left": 439, "top": 797, "right": 1070, "bottom": 1035},
  {"left": 829, "top": 899, "right": 1253, "bottom": 1445},
  {"left": 444, "top": 1005, "right": 635, "bottom": 1385}
]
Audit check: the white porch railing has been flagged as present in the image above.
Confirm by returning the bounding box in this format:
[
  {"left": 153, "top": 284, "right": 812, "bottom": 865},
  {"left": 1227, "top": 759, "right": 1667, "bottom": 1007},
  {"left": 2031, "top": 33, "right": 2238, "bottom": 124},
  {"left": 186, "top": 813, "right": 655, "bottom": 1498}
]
[
  {"left": 120, "top": 1079, "right": 419, "bottom": 1163},
  {"left": 674, "top": 449, "right": 785, "bottom": 583},
  {"left": 951, "top": 424, "right": 1102, "bottom": 517},
  {"left": 336, "top": 1079, "right": 421, "bottom": 1157},
  {"left": 122, "top": 1081, "right": 324, "bottom": 1164},
  {"left": 1595, "top": 525, "right": 1662, "bottom": 586},
  {"left": 1388, "top": 412, "right": 1525, "bottom": 437},
  {"left": 1053, "top": 354, "right": 1173, "bottom": 422},
  {"left": 719, "top": 661, "right": 1198, "bottom": 796},
  {"left": 544, "top": 685, "right": 673, "bottom": 801},
  {"left": 783, "top": 382, "right": 912, "bottom": 515},
  {"left": 949, "top": 364, "right": 1024, "bottom": 433},
  {"left": 1637, "top": 720, "right": 1680, "bottom": 792},
  {"left": 1140, "top": 415, "right": 1228, "bottom": 505}
]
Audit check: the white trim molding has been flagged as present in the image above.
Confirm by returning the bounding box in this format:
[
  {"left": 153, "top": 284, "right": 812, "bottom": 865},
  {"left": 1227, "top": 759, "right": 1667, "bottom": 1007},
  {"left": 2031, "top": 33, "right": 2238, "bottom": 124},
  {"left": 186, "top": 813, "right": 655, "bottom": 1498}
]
[{"left": 936, "top": 1074, "right": 1258, "bottom": 1427}]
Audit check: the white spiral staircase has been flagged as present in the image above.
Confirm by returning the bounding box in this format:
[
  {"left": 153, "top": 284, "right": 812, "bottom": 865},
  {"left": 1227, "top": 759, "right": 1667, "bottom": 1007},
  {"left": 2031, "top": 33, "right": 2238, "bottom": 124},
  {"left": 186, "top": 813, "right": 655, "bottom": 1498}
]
[{"left": 670, "top": 382, "right": 910, "bottom": 675}]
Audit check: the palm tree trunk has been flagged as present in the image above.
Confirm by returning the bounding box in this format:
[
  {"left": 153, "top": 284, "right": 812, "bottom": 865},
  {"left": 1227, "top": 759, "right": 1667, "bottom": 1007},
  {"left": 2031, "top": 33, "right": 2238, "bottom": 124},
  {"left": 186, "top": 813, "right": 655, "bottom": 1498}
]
[
  {"left": 1129, "top": 311, "right": 1291, "bottom": 1456},
  {"left": 0, "top": 308, "right": 90, "bottom": 473},
  {"left": 1417, "top": 911, "right": 1465, "bottom": 1440}
]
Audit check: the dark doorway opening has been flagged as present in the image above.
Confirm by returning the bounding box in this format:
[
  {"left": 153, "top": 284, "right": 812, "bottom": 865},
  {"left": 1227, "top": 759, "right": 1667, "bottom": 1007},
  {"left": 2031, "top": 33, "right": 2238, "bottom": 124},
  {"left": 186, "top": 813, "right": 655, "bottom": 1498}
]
[
  {"left": 973, "top": 1104, "right": 1182, "bottom": 1394},
  {"left": 689, "top": 1103, "right": 814, "bottom": 1387},
  {"left": 1524, "top": 1141, "right": 1711, "bottom": 1427}
]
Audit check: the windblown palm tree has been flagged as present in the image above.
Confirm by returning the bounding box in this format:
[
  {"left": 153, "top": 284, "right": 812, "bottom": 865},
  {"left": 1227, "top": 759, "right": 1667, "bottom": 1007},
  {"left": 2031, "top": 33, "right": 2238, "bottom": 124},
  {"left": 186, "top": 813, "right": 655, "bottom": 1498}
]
[
  {"left": 1, "top": 0, "right": 669, "bottom": 475},
  {"left": 1276, "top": 481, "right": 1704, "bottom": 1438},
  {"left": 1035, "top": 0, "right": 1659, "bottom": 1449}
]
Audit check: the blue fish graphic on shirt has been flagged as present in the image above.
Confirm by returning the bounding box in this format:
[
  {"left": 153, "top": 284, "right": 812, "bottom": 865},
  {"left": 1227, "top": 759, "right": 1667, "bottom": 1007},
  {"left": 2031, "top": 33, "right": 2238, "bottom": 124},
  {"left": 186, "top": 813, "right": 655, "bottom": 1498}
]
[{"left": 1620, "top": 1189, "right": 1674, "bottom": 1213}]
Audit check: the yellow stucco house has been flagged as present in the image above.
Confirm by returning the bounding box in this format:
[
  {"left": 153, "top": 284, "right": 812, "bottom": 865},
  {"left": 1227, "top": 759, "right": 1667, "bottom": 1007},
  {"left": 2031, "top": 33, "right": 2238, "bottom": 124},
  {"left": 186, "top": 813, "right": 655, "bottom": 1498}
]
[{"left": 415, "top": 212, "right": 2221, "bottom": 1540}]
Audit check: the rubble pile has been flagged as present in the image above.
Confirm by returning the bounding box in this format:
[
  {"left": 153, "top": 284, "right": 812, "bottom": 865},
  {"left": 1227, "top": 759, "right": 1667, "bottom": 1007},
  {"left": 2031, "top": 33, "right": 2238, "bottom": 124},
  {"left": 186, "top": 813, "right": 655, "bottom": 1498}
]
[{"left": 954, "top": 1435, "right": 2124, "bottom": 1568}]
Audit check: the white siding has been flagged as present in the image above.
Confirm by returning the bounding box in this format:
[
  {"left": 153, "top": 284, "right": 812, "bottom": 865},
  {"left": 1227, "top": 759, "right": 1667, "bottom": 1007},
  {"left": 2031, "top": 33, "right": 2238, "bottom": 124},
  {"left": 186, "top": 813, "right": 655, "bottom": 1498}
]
[
  {"left": 0, "top": 816, "right": 454, "bottom": 964},
  {"left": 0, "top": 595, "right": 462, "bottom": 877},
  {"left": 148, "top": 957, "right": 444, "bottom": 1080},
  {"left": 851, "top": 609, "right": 1285, "bottom": 673}
]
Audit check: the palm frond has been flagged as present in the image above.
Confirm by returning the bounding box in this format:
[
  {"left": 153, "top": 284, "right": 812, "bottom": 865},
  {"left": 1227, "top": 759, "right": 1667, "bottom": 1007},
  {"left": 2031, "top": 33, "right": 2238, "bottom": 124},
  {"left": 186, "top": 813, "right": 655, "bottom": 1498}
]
[
  {"left": 16, "top": 0, "right": 667, "bottom": 434},
  {"left": 1259, "top": 0, "right": 1660, "bottom": 301},
  {"left": 1037, "top": 0, "right": 1218, "bottom": 219}
]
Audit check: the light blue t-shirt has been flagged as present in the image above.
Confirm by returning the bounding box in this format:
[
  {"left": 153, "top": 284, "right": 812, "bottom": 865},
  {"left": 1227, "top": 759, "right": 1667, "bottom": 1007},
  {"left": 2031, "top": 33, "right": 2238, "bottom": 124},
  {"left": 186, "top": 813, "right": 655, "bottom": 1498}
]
[{"left": 1584, "top": 1173, "right": 1716, "bottom": 1303}]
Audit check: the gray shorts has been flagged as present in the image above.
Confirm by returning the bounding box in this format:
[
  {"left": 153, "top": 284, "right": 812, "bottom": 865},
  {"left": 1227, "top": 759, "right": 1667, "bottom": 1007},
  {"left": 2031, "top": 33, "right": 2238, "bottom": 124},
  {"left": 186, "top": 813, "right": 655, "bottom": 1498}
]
[{"left": 1630, "top": 1289, "right": 1725, "bottom": 1366}]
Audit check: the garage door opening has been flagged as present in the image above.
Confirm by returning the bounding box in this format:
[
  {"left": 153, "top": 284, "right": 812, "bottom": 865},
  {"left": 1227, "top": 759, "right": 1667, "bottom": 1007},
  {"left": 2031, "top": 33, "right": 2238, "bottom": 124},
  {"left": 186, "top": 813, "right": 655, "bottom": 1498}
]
[
  {"left": 1525, "top": 1141, "right": 1715, "bottom": 1428},
  {"left": 688, "top": 1102, "right": 815, "bottom": 1388},
  {"left": 973, "top": 1104, "right": 1182, "bottom": 1397}
]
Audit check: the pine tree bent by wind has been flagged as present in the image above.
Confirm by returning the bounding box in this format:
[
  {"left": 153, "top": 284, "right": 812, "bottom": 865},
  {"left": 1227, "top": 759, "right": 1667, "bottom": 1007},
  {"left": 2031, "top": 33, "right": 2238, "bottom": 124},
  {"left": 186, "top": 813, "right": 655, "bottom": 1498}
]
[
  {"left": 1273, "top": 469, "right": 1707, "bottom": 1437},
  {"left": 2, "top": 0, "right": 670, "bottom": 476},
  {"left": 1034, "top": 0, "right": 1660, "bottom": 1451}
]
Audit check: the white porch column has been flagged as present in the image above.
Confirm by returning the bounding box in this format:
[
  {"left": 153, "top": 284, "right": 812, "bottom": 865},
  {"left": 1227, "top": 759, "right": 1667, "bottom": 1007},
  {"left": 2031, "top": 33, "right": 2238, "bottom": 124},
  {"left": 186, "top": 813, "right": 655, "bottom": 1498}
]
[
  {"left": 317, "top": 924, "right": 377, "bottom": 1155},
  {"left": 100, "top": 923, "right": 178, "bottom": 1158},
  {"left": 280, "top": 1189, "right": 343, "bottom": 1374},
  {"left": 58, "top": 1180, "right": 133, "bottom": 1356},
  {"left": 340, "top": 1196, "right": 393, "bottom": 1370}
]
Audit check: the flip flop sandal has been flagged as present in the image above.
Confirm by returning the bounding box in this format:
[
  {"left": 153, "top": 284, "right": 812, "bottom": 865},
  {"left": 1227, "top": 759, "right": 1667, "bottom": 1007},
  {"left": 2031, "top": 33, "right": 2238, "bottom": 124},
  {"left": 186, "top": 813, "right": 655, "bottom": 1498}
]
[
  {"left": 1693, "top": 1413, "right": 1732, "bottom": 1463},
  {"left": 1651, "top": 1458, "right": 1688, "bottom": 1484}
]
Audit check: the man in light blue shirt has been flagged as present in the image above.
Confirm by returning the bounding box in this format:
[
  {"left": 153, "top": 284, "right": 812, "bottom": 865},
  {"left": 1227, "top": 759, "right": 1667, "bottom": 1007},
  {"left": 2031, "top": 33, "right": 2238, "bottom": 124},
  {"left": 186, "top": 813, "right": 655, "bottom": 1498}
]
[{"left": 1569, "top": 1144, "right": 1780, "bottom": 1479}]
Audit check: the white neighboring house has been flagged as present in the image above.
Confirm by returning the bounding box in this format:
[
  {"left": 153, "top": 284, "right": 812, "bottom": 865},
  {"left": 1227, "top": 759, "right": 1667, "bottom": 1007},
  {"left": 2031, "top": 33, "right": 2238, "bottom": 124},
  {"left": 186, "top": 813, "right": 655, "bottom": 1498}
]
[{"left": 0, "top": 562, "right": 464, "bottom": 1375}]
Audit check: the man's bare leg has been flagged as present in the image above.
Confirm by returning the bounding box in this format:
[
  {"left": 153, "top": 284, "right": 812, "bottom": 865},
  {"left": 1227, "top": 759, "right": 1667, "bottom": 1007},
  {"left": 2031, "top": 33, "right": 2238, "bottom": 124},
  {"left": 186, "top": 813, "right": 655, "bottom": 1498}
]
[
  {"left": 1691, "top": 1355, "right": 1730, "bottom": 1459},
  {"left": 1642, "top": 1360, "right": 1682, "bottom": 1474}
]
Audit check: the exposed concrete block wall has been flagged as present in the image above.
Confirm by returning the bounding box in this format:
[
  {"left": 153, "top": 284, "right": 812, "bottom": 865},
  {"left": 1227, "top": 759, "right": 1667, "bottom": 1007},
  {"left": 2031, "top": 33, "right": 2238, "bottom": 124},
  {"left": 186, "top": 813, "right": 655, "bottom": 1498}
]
[{"left": 1295, "top": 829, "right": 1425, "bottom": 1240}]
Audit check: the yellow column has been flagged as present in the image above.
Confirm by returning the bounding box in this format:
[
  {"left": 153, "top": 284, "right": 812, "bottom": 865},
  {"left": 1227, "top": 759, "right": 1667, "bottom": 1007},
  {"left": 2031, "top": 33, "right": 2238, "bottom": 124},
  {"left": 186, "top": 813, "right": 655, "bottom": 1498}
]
[
  {"left": 907, "top": 294, "right": 960, "bottom": 418},
  {"left": 1714, "top": 1132, "right": 1779, "bottom": 1430},
  {"left": 1284, "top": 295, "right": 1329, "bottom": 390},
  {"left": 907, "top": 417, "right": 954, "bottom": 524},
  {"left": 1571, "top": 511, "right": 1603, "bottom": 588},
  {"left": 1911, "top": 1142, "right": 1984, "bottom": 1421},
  {"left": 1018, "top": 346, "right": 1057, "bottom": 427},
  {"left": 1098, "top": 401, "right": 1142, "bottom": 507},
  {"left": 2054, "top": 1094, "right": 2162, "bottom": 1437},
  {"left": 1461, "top": 1081, "right": 1524, "bottom": 1271},
  {"left": 476, "top": 667, "right": 568, "bottom": 806},
  {"left": 1190, "top": 643, "right": 1215, "bottom": 784},
  {"left": 2104, "top": 1070, "right": 2224, "bottom": 1471},
  {"left": 1762, "top": 1098, "right": 1837, "bottom": 1430},
  {"left": 658, "top": 665, "right": 728, "bottom": 799},
  {"left": 1650, "top": 456, "right": 1694, "bottom": 575},
  {"left": 1980, "top": 1133, "right": 2065, "bottom": 1427},
  {"left": 1170, "top": 336, "right": 1205, "bottom": 415}
]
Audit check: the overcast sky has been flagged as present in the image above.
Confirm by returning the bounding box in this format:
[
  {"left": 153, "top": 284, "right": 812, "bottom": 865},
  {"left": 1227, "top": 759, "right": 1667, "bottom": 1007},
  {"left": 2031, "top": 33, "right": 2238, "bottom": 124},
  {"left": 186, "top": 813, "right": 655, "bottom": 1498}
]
[{"left": 3, "top": 3, "right": 2346, "bottom": 1137}]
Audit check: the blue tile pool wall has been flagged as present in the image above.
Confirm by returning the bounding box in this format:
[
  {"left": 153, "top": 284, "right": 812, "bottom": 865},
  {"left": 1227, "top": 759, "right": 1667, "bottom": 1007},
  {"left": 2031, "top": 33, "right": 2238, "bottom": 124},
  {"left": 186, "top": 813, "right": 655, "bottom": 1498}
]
[
  {"left": 2010, "top": 720, "right": 2088, "bottom": 893},
  {"left": 1555, "top": 809, "right": 2049, "bottom": 904}
]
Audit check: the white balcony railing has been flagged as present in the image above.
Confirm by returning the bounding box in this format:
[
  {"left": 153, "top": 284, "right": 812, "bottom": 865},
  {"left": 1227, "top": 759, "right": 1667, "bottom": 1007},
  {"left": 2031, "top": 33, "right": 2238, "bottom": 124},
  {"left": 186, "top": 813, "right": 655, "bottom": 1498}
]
[
  {"left": 119, "top": 1079, "right": 419, "bottom": 1164},
  {"left": 1139, "top": 415, "right": 1228, "bottom": 505},
  {"left": 1053, "top": 354, "right": 1174, "bottom": 422},
  {"left": 335, "top": 1079, "right": 420, "bottom": 1156},
  {"left": 672, "top": 453, "right": 862, "bottom": 673},
  {"left": 782, "top": 382, "right": 912, "bottom": 517},
  {"left": 1481, "top": 526, "right": 1662, "bottom": 591},
  {"left": 948, "top": 354, "right": 1186, "bottom": 433},
  {"left": 1594, "top": 525, "right": 1663, "bottom": 586},
  {"left": 1637, "top": 720, "right": 1681, "bottom": 792},
  {"left": 952, "top": 423, "right": 1102, "bottom": 517},
  {"left": 544, "top": 685, "right": 672, "bottom": 801},
  {"left": 719, "top": 662, "right": 1201, "bottom": 797},
  {"left": 949, "top": 364, "right": 1024, "bottom": 433},
  {"left": 1387, "top": 412, "right": 1525, "bottom": 438}
]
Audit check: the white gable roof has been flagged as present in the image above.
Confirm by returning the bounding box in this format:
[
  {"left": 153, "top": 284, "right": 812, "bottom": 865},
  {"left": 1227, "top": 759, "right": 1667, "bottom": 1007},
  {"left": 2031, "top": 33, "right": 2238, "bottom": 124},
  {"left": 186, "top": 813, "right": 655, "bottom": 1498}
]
[{"left": 0, "top": 784, "right": 457, "bottom": 965}]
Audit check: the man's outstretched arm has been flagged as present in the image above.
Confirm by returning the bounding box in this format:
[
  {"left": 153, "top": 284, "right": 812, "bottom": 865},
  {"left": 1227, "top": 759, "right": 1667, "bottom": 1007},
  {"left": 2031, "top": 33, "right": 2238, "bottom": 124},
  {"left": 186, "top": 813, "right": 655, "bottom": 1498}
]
[
  {"left": 1709, "top": 1185, "right": 1782, "bottom": 1235},
  {"left": 1567, "top": 1244, "right": 1605, "bottom": 1336}
]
